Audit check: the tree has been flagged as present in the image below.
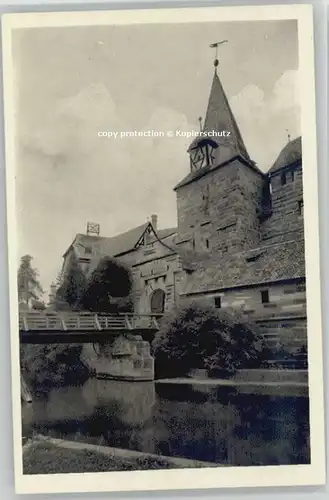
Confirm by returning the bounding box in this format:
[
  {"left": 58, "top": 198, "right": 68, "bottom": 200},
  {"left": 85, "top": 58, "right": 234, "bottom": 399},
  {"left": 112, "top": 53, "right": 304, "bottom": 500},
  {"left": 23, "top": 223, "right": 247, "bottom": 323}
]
[
  {"left": 152, "top": 302, "right": 263, "bottom": 379},
  {"left": 17, "top": 255, "right": 43, "bottom": 307},
  {"left": 82, "top": 257, "right": 133, "bottom": 313},
  {"left": 55, "top": 252, "right": 86, "bottom": 311}
]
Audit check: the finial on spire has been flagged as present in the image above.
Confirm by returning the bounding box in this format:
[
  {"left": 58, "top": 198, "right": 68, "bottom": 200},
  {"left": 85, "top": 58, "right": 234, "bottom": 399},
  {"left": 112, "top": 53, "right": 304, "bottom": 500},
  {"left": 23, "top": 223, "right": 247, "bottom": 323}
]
[
  {"left": 198, "top": 116, "right": 203, "bottom": 131},
  {"left": 286, "top": 129, "right": 291, "bottom": 142},
  {"left": 209, "top": 40, "right": 228, "bottom": 71}
]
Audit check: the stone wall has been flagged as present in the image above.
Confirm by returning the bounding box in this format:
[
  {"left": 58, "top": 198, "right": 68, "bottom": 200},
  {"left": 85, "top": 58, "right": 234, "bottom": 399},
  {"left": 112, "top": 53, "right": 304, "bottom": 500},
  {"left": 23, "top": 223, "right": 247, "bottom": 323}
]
[
  {"left": 180, "top": 280, "right": 306, "bottom": 316},
  {"left": 82, "top": 336, "right": 155, "bottom": 381},
  {"left": 179, "top": 280, "right": 307, "bottom": 353},
  {"left": 175, "top": 160, "right": 265, "bottom": 255},
  {"left": 120, "top": 235, "right": 181, "bottom": 314},
  {"left": 261, "top": 162, "right": 304, "bottom": 244}
]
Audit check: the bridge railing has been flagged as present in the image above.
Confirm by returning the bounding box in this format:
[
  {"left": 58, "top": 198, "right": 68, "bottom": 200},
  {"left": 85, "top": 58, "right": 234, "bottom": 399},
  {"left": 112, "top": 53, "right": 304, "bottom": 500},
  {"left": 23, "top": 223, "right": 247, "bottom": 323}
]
[
  {"left": 117, "top": 313, "right": 162, "bottom": 331},
  {"left": 19, "top": 311, "right": 163, "bottom": 332}
]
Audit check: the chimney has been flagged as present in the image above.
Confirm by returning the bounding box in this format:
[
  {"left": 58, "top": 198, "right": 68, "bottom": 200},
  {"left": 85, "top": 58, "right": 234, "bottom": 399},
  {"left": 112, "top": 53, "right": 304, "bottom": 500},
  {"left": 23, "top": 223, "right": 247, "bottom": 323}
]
[{"left": 151, "top": 214, "right": 158, "bottom": 231}]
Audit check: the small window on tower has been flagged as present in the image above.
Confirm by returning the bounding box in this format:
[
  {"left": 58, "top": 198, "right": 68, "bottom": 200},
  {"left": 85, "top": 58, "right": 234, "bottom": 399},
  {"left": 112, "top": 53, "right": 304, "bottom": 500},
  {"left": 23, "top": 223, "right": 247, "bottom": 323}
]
[
  {"left": 298, "top": 199, "right": 304, "bottom": 216},
  {"left": 206, "top": 239, "right": 210, "bottom": 249},
  {"left": 281, "top": 172, "right": 287, "bottom": 186},
  {"left": 291, "top": 170, "right": 295, "bottom": 182},
  {"left": 214, "top": 297, "right": 221, "bottom": 309},
  {"left": 261, "top": 290, "right": 270, "bottom": 304}
]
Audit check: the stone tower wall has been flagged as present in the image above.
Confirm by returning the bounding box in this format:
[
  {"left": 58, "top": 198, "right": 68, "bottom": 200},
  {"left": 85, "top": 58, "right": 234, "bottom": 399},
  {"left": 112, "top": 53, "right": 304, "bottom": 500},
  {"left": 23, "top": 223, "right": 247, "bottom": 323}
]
[
  {"left": 261, "top": 162, "right": 304, "bottom": 244},
  {"left": 176, "top": 159, "right": 265, "bottom": 255}
]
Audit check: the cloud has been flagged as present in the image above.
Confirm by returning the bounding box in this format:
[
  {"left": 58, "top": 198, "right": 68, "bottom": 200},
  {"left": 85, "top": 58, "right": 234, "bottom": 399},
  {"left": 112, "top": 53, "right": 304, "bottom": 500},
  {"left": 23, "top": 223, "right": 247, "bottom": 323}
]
[
  {"left": 17, "top": 83, "right": 196, "bottom": 290},
  {"left": 230, "top": 69, "right": 300, "bottom": 170},
  {"left": 17, "top": 70, "right": 301, "bottom": 291},
  {"left": 272, "top": 70, "right": 299, "bottom": 111}
]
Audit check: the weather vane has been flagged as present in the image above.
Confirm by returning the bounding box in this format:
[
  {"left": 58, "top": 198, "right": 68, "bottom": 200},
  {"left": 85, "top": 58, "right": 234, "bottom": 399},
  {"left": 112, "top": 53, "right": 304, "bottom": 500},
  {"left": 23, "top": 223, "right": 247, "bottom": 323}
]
[{"left": 209, "top": 40, "right": 228, "bottom": 70}]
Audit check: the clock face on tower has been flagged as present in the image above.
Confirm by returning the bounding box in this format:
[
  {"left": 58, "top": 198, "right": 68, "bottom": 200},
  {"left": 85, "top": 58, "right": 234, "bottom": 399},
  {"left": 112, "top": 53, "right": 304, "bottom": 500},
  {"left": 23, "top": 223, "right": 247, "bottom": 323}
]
[
  {"left": 190, "top": 143, "right": 216, "bottom": 171},
  {"left": 191, "top": 148, "right": 205, "bottom": 171}
]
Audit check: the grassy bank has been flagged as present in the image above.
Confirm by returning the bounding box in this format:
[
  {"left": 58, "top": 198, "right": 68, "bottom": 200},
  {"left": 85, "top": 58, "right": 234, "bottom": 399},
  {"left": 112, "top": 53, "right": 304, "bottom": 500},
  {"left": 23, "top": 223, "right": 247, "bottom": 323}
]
[{"left": 23, "top": 439, "right": 197, "bottom": 474}]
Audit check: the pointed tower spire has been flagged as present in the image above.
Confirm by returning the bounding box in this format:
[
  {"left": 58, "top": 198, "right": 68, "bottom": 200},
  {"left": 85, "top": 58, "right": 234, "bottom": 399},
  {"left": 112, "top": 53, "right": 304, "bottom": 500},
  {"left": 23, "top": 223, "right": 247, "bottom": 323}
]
[
  {"left": 187, "top": 40, "right": 253, "bottom": 166},
  {"left": 202, "top": 70, "right": 252, "bottom": 163},
  {"left": 175, "top": 42, "right": 259, "bottom": 191}
]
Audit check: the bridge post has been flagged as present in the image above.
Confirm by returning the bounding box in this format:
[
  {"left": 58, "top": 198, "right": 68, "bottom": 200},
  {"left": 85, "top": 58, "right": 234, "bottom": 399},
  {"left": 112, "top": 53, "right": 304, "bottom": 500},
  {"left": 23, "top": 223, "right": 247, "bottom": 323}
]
[
  {"left": 86, "top": 335, "right": 154, "bottom": 381},
  {"left": 21, "top": 372, "right": 32, "bottom": 403}
]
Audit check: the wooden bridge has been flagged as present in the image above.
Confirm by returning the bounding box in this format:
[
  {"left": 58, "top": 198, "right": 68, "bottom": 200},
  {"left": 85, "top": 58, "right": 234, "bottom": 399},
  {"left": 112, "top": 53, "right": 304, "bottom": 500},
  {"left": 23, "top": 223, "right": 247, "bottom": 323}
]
[{"left": 19, "top": 311, "right": 161, "bottom": 344}]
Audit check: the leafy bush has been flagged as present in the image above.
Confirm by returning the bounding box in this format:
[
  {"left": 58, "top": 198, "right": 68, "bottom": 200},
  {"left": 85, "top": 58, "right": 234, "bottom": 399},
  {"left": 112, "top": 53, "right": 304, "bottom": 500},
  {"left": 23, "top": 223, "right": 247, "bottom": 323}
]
[
  {"left": 152, "top": 302, "right": 263, "bottom": 379},
  {"left": 82, "top": 257, "right": 133, "bottom": 313},
  {"left": 20, "top": 344, "right": 90, "bottom": 392}
]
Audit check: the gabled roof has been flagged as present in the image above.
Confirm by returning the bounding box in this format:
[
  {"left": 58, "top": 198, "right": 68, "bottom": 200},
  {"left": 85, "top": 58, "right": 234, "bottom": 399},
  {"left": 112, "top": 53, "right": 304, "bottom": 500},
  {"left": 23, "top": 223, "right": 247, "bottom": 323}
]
[
  {"left": 64, "top": 223, "right": 149, "bottom": 260},
  {"left": 64, "top": 224, "right": 178, "bottom": 265},
  {"left": 148, "top": 227, "right": 177, "bottom": 243},
  {"left": 269, "top": 136, "right": 302, "bottom": 174}
]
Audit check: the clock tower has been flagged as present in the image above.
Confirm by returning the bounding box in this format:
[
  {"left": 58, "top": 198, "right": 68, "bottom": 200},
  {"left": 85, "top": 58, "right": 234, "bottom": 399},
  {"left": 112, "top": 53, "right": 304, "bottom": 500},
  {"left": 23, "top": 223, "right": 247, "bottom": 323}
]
[{"left": 174, "top": 50, "right": 266, "bottom": 255}]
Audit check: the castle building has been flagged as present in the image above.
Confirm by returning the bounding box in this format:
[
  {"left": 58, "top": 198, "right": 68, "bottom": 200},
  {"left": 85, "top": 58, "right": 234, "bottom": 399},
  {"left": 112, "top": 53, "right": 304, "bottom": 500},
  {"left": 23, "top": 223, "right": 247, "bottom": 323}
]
[{"left": 61, "top": 60, "right": 306, "bottom": 353}]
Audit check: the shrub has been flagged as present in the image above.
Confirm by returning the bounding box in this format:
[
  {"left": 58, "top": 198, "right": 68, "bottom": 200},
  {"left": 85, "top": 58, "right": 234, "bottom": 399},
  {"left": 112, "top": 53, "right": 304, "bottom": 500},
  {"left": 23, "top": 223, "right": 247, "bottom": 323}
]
[
  {"left": 20, "top": 344, "right": 90, "bottom": 391},
  {"left": 152, "top": 302, "right": 263, "bottom": 379},
  {"left": 82, "top": 258, "right": 133, "bottom": 313}
]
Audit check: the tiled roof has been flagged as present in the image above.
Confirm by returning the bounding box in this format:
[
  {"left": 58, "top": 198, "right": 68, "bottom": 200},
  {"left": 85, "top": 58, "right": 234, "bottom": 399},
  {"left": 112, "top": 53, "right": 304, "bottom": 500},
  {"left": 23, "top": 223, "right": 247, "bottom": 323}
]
[
  {"left": 67, "top": 224, "right": 178, "bottom": 272},
  {"left": 148, "top": 228, "right": 177, "bottom": 243},
  {"left": 269, "top": 136, "right": 302, "bottom": 174},
  {"left": 70, "top": 223, "right": 149, "bottom": 260},
  {"left": 182, "top": 238, "right": 305, "bottom": 295}
]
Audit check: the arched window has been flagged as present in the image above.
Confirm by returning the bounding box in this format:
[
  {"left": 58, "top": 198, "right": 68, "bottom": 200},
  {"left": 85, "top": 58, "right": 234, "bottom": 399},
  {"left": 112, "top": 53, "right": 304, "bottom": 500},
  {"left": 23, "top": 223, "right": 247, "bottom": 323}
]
[{"left": 150, "top": 289, "right": 165, "bottom": 314}]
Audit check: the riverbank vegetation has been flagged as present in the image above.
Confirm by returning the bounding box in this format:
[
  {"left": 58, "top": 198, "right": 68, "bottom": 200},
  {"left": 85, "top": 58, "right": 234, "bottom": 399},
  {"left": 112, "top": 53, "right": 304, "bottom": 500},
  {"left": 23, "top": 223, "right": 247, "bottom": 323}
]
[
  {"left": 20, "top": 344, "right": 91, "bottom": 392},
  {"left": 20, "top": 256, "right": 133, "bottom": 391},
  {"left": 153, "top": 303, "right": 263, "bottom": 379}
]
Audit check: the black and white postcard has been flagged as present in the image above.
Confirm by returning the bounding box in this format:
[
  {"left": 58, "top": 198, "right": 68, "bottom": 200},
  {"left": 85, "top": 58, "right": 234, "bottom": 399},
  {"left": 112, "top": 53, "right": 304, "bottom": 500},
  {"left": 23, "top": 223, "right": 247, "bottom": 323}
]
[{"left": 1, "top": 4, "right": 326, "bottom": 494}]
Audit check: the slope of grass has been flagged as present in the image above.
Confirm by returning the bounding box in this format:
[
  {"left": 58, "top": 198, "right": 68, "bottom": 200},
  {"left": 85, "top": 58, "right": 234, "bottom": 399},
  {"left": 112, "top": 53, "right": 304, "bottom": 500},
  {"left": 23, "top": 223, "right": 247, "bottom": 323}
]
[{"left": 23, "top": 441, "right": 181, "bottom": 474}]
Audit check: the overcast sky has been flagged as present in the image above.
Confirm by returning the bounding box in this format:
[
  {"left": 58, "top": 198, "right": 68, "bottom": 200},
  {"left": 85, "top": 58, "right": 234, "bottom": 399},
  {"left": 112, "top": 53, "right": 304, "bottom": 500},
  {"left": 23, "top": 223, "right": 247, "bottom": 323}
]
[{"left": 13, "top": 19, "right": 299, "bottom": 296}]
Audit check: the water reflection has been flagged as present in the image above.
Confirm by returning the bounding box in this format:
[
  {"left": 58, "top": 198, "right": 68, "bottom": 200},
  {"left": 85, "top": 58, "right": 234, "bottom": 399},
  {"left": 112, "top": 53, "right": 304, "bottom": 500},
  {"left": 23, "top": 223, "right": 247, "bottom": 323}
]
[{"left": 22, "top": 378, "right": 310, "bottom": 466}]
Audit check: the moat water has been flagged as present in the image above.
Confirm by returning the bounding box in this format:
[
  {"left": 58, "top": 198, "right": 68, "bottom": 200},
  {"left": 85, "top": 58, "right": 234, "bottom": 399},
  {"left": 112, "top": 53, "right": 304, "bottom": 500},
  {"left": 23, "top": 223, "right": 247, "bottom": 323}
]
[{"left": 22, "top": 378, "right": 310, "bottom": 466}]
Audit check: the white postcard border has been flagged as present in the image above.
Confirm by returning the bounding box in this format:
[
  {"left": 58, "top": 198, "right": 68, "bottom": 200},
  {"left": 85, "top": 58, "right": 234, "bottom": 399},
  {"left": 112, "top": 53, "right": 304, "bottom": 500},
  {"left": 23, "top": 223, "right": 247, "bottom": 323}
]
[{"left": 1, "top": 4, "right": 326, "bottom": 494}]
